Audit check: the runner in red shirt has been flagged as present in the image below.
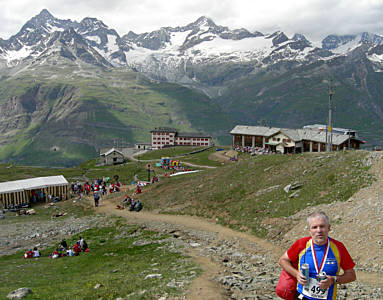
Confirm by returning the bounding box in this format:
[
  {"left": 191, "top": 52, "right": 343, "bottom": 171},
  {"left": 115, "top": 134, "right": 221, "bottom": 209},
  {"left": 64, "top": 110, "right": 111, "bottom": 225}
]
[{"left": 278, "top": 211, "right": 356, "bottom": 300}]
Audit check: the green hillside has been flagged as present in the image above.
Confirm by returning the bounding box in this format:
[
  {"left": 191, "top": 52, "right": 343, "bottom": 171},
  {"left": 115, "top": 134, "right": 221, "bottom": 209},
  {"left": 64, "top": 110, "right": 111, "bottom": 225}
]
[
  {"left": 137, "top": 150, "right": 373, "bottom": 238},
  {"left": 0, "top": 67, "right": 234, "bottom": 167}
]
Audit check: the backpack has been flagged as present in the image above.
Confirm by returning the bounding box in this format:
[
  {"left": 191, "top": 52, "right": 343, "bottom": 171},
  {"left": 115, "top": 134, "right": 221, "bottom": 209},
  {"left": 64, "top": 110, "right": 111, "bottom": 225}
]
[{"left": 94, "top": 193, "right": 99, "bottom": 200}]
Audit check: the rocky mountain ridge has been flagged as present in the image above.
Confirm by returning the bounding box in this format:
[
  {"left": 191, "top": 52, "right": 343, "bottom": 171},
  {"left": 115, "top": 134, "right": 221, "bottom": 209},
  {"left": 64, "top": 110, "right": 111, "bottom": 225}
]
[{"left": 1, "top": 10, "right": 383, "bottom": 73}]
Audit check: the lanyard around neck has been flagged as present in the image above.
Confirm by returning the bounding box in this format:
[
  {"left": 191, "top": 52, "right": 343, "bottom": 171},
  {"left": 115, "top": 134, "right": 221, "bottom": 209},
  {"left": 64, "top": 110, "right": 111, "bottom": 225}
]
[{"left": 310, "top": 238, "right": 330, "bottom": 274}]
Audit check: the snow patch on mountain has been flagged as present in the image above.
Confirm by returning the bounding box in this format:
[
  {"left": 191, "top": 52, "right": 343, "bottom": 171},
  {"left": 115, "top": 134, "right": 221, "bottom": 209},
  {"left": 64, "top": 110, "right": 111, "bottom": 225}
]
[
  {"left": 331, "top": 36, "right": 363, "bottom": 54},
  {"left": 189, "top": 36, "right": 273, "bottom": 60},
  {"left": 125, "top": 46, "right": 155, "bottom": 64},
  {"left": 2, "top": 46, "right": 32, "bottom": 64},
  {"left": 86, "top": 35, "right": 101, "bottom": 44},
  {"left": 46, "top": 24, "right": 65, "bottom": 33},
  {"left": 106, "top": 35, "right": 119, "bottom": 52},
  {"left": 169, "top": 31, "right": 191, "bottom": 48},
  {"left": 368, "top": 53, "right": 383, "bottom": 62}
]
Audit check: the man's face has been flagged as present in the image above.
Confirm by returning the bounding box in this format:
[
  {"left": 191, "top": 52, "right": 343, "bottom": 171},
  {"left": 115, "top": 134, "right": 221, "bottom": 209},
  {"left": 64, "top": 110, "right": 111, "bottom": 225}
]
[{"left": 308, "top": 216, "right": 330, "bottom": 245}]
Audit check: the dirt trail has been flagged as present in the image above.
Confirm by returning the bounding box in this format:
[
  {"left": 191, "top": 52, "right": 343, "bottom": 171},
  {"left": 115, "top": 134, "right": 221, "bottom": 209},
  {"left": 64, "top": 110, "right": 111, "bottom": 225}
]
[{"left": 94, "top": 197, "right": 282, "bottom": 300}]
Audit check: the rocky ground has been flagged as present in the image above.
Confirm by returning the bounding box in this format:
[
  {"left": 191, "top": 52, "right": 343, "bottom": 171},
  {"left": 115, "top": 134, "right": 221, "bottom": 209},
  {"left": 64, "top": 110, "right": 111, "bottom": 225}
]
[
  {"left": 1, "top": 152, "right": 383, "bottom": 299},
  {"left": 0, "top": 212, "right": 111, "bottom": 257}
]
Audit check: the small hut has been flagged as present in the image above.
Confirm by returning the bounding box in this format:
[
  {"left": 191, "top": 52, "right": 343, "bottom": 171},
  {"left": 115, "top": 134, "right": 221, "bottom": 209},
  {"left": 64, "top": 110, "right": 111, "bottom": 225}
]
[
  {"left": 0, "top": 175, "right": 69, "bottom": 208},
  {"left": 99, "top": 148, "right": 125, "bottom": 165}
]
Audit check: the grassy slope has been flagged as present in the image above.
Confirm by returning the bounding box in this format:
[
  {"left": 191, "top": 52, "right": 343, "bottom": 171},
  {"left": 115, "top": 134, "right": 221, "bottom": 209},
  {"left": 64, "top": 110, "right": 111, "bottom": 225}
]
[
  {"left": 0, "top": 67, "right": 233, "bottom": 167},
  {"left": 0, "top": 160, "right": 147, "bottom": 185},
  {"left": 0, "top": 201, "right": 200, "bottom": 299},
  {"left": 138, "top": 150, "right": 373, "bottom": 237}
]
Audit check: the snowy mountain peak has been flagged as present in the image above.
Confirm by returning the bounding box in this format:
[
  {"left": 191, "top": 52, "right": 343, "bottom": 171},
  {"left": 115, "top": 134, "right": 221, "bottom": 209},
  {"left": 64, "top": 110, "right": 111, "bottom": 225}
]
[
  {"left": 267, "top": 31, "right": 289, "bottom": 46},
  {"left": 1, "top": 11, "right": 383, "bottom": 85},
  {"left": 33, "top": 9, "right": 55, "bottom": 23},
  {"left": 292, "top": 33, "right": 309, "bottom": 43},
  {"left": 321, "top": 32, "right": 383, "bottom": 55},
  {"left": 322, "top": 34, "right": 357, "bottom": 50},
  {"left": 78, "top": 17, "right": 109, "bottom": 33},
  {"left": 189, "top": 16, "right": 217, "bottom": 29},
  {"left": 360, "top": 32, "right": 383, "bottom": 45}
]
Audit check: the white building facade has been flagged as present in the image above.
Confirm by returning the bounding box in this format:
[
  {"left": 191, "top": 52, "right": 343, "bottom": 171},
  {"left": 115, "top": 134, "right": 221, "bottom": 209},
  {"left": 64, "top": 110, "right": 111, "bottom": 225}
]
[{"left": 151, "top": 127, "right": 212, "bottom": 148}]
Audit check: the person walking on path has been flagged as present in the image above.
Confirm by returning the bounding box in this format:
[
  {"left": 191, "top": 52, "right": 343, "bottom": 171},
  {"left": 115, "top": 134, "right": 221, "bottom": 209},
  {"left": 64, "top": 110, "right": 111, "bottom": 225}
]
[
  {"left": 94, "top": 192, "right": 100, "bottom": 207},
  {"left": 278, "top": 211, "right": 356, "bottom": 300}
]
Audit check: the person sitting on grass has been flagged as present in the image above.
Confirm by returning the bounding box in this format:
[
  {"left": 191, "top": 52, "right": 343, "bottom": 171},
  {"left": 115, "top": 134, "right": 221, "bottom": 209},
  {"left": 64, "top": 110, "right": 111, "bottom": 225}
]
[
  {"left": 81, "top": 239, "right": 88, "bottom": 252},
  {"left": 67, "top": 247, "right": 74, "bottom": 257},
  {"left": 23, "top": 249, "right": 33, "bottom": 259},
  {"left": 58, "top": 239, "right": 68, "bottom": 251},
  {"left": 109, "top": 183, "right": 114, "bottom": 194},
  {"left": 33, "top": 247, "right": 41, "bottom": 258},
  {"left": 73, "top": 243, "right": 81, "bottom": 256},
  {"left": 50, "top": 250, "right": 59, "bottom": 259},
  {"left": 122, "top": 195, "right": 132, "bottom": 208},
  {"left": 129, "top": 199, "right": 137, "bottom": 211},
  {"left": 135, "top": 200, "right": 143, "bottom": 212}
]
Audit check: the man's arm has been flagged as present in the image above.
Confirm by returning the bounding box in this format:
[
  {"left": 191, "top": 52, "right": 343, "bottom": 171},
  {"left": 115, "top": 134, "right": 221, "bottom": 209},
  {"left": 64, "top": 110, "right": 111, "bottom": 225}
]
[
  {"left": 331, "top": 268, "right": 356, "bottom": 284},
  {"left": 278, "top": 252, "right": 307, "bottom": 285}
]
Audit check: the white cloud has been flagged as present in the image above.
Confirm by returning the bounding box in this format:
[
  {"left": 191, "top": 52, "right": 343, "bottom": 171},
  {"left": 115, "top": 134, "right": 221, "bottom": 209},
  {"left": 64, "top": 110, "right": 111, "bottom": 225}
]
[{"left": 0, "top": 0, "right": 383, "bottom": 42}]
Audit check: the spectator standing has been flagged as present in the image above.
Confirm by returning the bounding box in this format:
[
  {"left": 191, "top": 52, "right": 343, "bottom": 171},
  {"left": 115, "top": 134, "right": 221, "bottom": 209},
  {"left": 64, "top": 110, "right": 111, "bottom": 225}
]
[{"left": 94, "top": 192, "right": 100, "bottom": 207}]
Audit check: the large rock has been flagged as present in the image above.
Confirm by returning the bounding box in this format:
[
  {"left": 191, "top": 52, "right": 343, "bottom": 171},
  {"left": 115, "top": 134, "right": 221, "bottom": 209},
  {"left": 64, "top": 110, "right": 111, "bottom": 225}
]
[{"left": 7, "top": 288, "right": 32, "bottom": 299}]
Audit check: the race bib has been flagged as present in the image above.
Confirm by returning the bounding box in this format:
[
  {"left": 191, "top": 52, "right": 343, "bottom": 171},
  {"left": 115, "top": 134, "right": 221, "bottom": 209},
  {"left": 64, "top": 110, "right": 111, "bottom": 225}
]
[{"left": 302, "top": 277, "right": 328, "bottom": 299}]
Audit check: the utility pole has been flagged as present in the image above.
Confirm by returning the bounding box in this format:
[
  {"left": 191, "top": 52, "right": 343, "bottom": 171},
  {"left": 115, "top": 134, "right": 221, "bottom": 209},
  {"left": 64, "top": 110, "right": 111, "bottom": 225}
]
[
  {"left": 326, "top": 79, "right": 335, "bottom": 152},
  {"left": 146, "top": 164, "right": 151, "bottom": 182}
]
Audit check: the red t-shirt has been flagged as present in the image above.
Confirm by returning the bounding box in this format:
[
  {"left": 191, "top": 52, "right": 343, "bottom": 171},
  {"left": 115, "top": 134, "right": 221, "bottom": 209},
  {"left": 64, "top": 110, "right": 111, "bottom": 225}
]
[{"left": 287, "top": 236, "right": 355, "bottom": 271}]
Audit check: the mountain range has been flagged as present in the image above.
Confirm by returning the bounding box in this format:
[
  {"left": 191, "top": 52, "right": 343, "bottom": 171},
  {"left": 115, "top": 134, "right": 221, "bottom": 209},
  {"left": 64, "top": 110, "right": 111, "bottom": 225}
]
[{"left": 1, "top": 9, "right": 383, "bottom": 166}]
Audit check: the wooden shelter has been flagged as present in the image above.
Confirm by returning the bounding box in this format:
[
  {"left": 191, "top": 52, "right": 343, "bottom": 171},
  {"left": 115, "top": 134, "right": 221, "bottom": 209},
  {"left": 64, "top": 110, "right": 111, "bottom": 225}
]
[{"left": 0, "top": 175, "right": 69, "bottom": 208}]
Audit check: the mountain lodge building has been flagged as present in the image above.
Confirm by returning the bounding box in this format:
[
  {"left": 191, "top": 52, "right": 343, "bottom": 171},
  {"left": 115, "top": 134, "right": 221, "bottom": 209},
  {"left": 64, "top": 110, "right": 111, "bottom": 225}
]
[
  {"left": 230, "top": 125, "right": 364, "bottom": 153},
  {"left": 151, "top": 127, "right": 213, "bottom": 148}
]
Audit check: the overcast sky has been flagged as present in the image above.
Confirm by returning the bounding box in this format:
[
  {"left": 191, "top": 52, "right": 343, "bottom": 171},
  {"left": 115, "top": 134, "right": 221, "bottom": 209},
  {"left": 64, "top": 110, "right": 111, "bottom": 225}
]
[{"left": 1, "top": 0, "right": 383, "bottom": 41}]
